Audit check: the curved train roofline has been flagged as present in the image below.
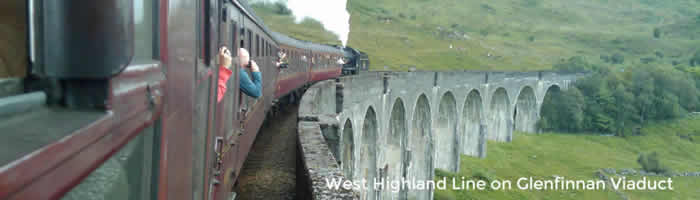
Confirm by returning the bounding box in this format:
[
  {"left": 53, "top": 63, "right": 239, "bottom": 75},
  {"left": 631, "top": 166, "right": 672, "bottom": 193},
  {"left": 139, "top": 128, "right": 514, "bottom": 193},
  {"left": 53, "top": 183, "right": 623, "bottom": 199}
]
[{"left": 270, "top": 31, "right": 345, "bottom": 55}]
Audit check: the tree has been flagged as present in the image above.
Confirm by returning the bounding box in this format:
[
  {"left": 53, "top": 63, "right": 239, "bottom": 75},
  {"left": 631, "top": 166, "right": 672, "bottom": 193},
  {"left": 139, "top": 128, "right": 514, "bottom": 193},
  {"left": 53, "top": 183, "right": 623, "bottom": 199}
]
[
  {"left": 630, "top": 68, "right": 655, "bottom": 124},
  {"left": 560, "top": 87, "right": 585, "bottom": 132},
  {"left": 591, "top": 83, "right": 614, "bottom": 132},
  {"left": 612, "top": 84, "right": 636, "bottom": 136},
  {"left": 274, "top": 2, "right": 292, "bottom": 15}
]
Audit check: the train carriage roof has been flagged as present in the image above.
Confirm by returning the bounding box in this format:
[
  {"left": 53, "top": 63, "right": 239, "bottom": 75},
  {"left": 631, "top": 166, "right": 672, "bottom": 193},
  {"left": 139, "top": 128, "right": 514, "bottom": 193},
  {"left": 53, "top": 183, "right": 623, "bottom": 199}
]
[{"left": 271, "top": 31, "right": 344, "bottom": 55}]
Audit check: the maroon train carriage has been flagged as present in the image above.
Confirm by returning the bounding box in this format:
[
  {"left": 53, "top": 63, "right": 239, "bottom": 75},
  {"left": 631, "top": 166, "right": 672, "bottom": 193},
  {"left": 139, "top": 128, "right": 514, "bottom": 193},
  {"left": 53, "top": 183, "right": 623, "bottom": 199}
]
[
  {"left": 271, "top": 32, "right": 344, "bottom": 99},
  {"left": 0, "top": 0, "right": 345, "bottom": 200}
]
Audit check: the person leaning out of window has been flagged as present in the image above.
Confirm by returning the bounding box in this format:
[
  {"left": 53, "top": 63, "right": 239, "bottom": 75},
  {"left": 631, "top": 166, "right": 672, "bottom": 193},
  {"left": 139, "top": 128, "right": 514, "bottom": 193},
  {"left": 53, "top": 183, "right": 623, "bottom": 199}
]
[{"left": 216, "top": 47, "right": 286, "bottom": 103}]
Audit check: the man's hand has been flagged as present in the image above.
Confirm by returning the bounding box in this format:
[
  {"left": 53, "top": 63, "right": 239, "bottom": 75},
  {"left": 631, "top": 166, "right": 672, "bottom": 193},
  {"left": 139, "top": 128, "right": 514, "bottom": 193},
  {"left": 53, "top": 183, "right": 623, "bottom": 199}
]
[
  {"left": 276, "top": 52, "right": 288, "bottom": 68},
  {"left": 219, "top": 47, "right": 232, "bottom": 69},
  {"left": 277, "top": 52, "right": 287, "bottom": 61},
  {"left": 250, "top": 60, "right": 260, "bottom": 72}
]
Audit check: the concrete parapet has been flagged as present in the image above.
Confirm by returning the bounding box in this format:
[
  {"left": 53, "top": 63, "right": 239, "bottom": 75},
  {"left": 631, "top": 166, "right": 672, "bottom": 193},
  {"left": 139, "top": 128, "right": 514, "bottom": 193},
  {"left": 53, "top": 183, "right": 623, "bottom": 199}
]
[{"left": 298, "top": 80, "right": 359, "bottom": 200}]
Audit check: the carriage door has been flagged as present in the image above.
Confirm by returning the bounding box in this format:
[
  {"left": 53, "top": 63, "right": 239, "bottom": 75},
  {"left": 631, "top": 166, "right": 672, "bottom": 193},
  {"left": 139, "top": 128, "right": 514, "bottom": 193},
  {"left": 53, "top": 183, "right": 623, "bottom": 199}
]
[
  {"left": 209, "top": 2, "right": 243, "bottom": 200},
  {"left": 192, "top": 0, "right": 220, "bottom": 199}
]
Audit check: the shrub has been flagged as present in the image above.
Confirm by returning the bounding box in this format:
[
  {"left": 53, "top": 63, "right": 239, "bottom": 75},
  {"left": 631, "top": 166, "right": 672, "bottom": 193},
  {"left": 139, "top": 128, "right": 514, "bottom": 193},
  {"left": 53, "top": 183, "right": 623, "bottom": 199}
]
[
  {"left": 528, "top": 36, "right": 535, "bottom": 42},
  {"left": 611, "top": 53, "right": 625, "bottom": 64},
  {"left": 691, "top": 51, "right": 700, "bottom": 67},
  {"left": 435, "top": 168, "right": 458, "bottom": 179},
  {"left": 523, "top": 0, "right": 539, "bottom": 7},
  {"left": 640, "top": 57, "right": 656, "bottom": 64},
  {"left": 637, "top": 152, "right": 671, "bottom": 174},
  {"left": 434, "top": 190, "right": 458, "bottom": 200},
  {"left": 554, "top": 56, "right": 591, "bottom": 72},
  {"left": 601, "top": 54, "right": 610, "bottom": 63},
  {"left": 472, "top": 170, "right": 494, "bottom": 183},
  {"left": 653, "top": 28, "right": 661, "bottom": 38},
  {"left": 481, "top": 4, "right": 495, "bottom": 12},
  {"left": 536, "top": 117, "right": 550, "bottom": 132},
  {"left": 480, "top": 29, "right": 489, "bottom": 37},
  {"left": 655, "top": 51, "right": 664, "bottom": 58}
]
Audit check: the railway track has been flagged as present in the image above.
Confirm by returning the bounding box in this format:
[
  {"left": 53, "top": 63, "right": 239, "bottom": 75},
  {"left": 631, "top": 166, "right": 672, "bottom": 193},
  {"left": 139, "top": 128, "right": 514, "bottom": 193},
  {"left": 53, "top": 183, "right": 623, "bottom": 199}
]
[{"left": 234, "top": 103, "right": 299, "bottom": 200}]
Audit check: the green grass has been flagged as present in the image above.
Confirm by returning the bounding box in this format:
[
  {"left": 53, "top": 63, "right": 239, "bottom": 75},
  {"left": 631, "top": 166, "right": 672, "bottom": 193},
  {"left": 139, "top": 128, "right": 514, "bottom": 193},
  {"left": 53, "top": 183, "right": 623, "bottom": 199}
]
[
  {"left": 252, "top": 0, "right": 700, "bottom": 71},
  {"left": 435, "top": 115, "right": 700, "bottom": 200}
]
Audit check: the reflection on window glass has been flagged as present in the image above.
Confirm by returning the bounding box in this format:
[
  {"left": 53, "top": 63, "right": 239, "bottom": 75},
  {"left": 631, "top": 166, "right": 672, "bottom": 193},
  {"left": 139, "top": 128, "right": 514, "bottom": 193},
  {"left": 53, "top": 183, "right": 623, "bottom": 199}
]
[
  {"left": 0, "top": 0, "right": 27, "bottom": 78},
  {"left": 134, "top": 0, "right": 154, "bottom": 60},
  {"left": 62, "top": 125, "right": 157, "bottom": 200}
]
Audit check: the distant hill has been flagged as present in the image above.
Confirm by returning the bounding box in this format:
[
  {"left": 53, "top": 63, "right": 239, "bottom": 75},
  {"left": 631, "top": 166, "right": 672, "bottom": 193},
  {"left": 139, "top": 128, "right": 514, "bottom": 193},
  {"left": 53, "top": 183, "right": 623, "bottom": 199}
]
[
  {"left": 252, "top": 0, "right": 700, "bottom": 71},
  {"left": 250, "top": 3, "right": 342, "bottom": 46}
]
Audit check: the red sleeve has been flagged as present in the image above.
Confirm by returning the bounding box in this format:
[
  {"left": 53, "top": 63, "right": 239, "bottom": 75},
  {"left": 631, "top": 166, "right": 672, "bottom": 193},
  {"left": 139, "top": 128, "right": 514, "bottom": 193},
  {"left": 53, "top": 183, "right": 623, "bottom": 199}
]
[{"left": 217, "top": 66, "right": 233, "bottom": 103}]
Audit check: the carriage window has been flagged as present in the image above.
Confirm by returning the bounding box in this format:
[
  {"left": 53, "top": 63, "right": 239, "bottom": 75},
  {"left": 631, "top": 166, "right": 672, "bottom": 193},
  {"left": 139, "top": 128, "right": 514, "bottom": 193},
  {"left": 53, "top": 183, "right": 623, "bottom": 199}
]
[
  {"left": 231, "top": 22, "right": 238, "bottom": 55},
  {"left": 255, "top": 34, "right": 260, "bottom": 57},
  {"left": 198, "top": 0, "right": 211, "bottom": 63},
  {"left": 247, "top": 29, "right": 252, "bottom": 53},
  {"left": 239, "top": 27, "right": 245, "bottom": 49},
  {"left": 62, "top": 124, "right": 160, "bottom": 200}
]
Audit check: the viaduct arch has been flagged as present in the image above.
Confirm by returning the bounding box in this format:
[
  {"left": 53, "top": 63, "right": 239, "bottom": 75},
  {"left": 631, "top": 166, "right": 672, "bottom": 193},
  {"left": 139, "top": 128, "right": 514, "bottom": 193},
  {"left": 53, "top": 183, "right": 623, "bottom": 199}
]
[{"left": 299, "top": 71, "right": 582, "bottom": 199}]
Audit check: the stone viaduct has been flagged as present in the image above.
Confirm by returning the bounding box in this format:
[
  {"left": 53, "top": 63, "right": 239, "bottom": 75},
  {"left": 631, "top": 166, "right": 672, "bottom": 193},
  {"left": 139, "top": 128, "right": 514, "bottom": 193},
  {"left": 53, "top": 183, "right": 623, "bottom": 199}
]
[{"left": 296, "top": 71, "right": 583, "bottom": 200}]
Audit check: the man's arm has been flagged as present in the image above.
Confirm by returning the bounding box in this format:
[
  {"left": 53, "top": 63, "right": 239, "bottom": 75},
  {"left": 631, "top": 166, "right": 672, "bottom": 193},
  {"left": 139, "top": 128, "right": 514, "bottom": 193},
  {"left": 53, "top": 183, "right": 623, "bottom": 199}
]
[
  {"left": 240, "top": 67, "right": 262, "bottom": 98},
  {"left": 217, "top": 66, "right": 233, "bottom": 103},
  {"left": 216, "top": 47, "right": 233, "bottom": 103}
]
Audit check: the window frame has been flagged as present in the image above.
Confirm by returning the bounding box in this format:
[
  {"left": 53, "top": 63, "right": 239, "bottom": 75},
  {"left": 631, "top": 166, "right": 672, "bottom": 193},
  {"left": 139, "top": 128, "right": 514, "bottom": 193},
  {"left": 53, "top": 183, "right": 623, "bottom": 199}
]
[{"left": 0, "top": 0, "right": 165, "bottom": 199}]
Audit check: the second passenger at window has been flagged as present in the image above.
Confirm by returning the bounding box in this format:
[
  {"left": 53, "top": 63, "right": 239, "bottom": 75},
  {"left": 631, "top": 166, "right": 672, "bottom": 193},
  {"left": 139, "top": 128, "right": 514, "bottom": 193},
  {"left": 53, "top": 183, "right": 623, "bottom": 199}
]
[{"left": 217, "top": 47, "right": 262, "bottom": 103}]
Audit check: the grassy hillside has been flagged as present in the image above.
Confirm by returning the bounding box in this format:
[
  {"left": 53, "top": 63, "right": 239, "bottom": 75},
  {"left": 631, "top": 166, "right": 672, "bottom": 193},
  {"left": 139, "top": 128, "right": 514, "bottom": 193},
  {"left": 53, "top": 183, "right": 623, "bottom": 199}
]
[
  {"left": 435, "top": 115, "right": 700, "bottom": 200},
  {"left": 252, "top": 0, "right": 699, "bottom": 71},
  {"left": 346, "top": 0, "right": 700, "bottom": 71}
]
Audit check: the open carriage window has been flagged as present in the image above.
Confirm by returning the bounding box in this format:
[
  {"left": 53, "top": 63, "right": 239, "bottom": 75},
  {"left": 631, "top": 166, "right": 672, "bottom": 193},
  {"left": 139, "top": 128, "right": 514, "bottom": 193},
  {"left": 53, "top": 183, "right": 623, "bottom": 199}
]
[
  {"left": 0, "top": 0, "right": 161, "bottom": 199},
  {"left": 61, "top": 0, "right": 160, "bottom": 199}
]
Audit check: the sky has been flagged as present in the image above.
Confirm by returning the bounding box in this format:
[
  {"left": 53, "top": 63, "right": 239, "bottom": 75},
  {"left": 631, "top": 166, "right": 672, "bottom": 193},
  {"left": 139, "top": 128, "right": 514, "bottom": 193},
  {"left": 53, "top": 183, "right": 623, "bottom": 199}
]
[{"left": 249, "top": 0, "right": 351, "bottom": 46}]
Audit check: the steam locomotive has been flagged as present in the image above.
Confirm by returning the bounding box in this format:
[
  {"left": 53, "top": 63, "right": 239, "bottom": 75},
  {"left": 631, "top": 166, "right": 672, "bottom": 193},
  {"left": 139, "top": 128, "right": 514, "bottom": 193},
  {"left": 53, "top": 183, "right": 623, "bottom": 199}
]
[{"left": 0, "top": 0, "right": 366, "bottom": 200}]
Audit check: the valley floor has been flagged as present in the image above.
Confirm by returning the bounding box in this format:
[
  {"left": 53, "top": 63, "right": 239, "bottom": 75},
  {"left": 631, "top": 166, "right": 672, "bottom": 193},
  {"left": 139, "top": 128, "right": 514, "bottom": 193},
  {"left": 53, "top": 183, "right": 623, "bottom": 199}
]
[{"left": 435, "top": 115, "right": 700, "bottom": 200}]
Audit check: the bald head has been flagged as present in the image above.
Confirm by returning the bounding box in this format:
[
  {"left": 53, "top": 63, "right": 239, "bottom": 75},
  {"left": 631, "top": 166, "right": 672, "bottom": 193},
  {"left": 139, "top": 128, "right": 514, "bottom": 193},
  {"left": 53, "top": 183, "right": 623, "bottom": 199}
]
[{"left": 239, "top": 48, "right": 250, "bottom": 66}]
